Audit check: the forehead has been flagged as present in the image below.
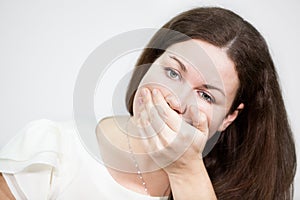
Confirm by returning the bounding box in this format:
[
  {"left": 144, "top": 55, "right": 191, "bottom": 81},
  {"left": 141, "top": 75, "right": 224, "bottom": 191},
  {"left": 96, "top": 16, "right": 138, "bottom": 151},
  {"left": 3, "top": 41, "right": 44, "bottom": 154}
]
[{"left": 162, "top": 39, "right": 239, "bottom": 98}]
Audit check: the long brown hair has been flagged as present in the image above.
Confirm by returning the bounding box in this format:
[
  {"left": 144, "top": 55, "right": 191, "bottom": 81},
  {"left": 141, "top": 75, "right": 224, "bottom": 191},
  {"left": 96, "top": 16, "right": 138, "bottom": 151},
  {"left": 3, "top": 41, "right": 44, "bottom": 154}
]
[{"left": 125, "top": 7, "right": 296, "bottom": 199}]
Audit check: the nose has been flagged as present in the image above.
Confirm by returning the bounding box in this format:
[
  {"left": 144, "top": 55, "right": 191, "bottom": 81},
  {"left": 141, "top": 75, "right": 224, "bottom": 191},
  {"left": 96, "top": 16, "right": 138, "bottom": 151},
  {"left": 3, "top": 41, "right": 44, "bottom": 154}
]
[
  {"left": 167, "top": 97, "right": 187, "bottom": 115},
  {"left": 166, "top": 88, "right": 192, "bottom": 115}
]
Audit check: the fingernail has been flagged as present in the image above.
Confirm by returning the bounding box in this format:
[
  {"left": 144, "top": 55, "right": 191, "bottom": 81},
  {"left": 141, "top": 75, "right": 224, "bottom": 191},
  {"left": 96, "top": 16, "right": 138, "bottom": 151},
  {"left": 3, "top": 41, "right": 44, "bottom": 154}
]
[
  {"left": 138, "top": 97, "right": 143, "bottom": 105},
  {"left": 152, "top": 89, "right": 158, "bottom": 95},
  {"left": 141, "top": 88, "right": 147, "bottom": 96}
]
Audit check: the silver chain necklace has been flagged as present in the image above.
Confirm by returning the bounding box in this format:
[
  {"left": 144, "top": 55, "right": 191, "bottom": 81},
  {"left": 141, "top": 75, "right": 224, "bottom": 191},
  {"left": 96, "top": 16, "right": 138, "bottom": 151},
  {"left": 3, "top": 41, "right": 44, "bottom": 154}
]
[{"left": 126, "top": 132, "right": 149, "bottom": 195}]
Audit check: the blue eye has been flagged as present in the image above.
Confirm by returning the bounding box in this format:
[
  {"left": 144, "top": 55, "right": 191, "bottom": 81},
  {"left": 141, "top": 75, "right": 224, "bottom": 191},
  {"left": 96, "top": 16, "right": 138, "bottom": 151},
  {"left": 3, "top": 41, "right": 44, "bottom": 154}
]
[
  {"left": 198, "top": 91, "right": 215, "bottom": 104},
  {"left": 165, "top": 68, "right": 181, "bottom": 80}
]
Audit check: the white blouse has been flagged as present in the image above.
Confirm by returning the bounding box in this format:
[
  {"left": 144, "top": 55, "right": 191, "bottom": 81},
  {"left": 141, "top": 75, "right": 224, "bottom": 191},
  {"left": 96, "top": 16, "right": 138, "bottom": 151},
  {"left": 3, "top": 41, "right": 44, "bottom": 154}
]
[{"left": 0, "top": 119, "right": 168, "bottom": 200}]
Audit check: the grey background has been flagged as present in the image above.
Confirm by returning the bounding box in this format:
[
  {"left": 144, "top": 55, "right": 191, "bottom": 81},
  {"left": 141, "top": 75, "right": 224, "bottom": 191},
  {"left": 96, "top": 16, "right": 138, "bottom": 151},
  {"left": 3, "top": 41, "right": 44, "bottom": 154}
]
[{"left": 0, "top": 0, "right": 299, "bottom": 197}]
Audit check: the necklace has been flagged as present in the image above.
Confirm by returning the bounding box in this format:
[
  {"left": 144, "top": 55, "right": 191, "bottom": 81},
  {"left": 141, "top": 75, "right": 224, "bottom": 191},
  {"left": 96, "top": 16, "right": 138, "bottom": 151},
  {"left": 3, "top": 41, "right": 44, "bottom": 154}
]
[{"left": 126, "top": 130, "right": 149, "bottom": 195}]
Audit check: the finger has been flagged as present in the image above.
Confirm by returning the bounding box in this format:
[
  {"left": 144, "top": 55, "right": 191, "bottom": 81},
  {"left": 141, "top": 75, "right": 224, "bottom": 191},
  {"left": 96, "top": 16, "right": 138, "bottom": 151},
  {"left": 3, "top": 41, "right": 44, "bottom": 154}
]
[
  {"left": 141, "top": 88, "right": 172, "bottom": 134},
  {"left": 140, "top": 120, "right": 181, "bottom": 168},
  {"left": 143, "top": 91, "right": 166, "bottom": 134},
  {"left": 131, "top": 88, "right": 145, "bottom": 122},
  {"left": 149, "top": 125, "right": 194, "bottom": 168},
  {"left": 141, "top": 89, "right": 177, "bottom": 147},
  {"left": 139, "top": 108, "right": 165, "bottom": 151},
  {"left": 139, "top": 88, "right": 209, "bottom": 165},
  {"left": 144, "top": 102, "right": 177, "bottom": 148},
  {"left": 140, "top": 108, "right": 150, "bottom": 127},
  {"left": 151, "top": 88, "right": 182, "bottom": 132},
  {"left": 135, "top": 87, "right": 156, "bottom": 116},
  {"left": 141, "top": 88, "right": 198, "bottom": 151}
]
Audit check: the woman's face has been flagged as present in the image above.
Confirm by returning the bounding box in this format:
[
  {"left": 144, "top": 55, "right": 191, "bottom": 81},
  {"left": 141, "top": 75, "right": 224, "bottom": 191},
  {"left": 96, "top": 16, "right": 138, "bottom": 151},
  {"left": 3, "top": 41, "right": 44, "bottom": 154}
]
[{"left": 133, "top": 39, "right": 243, "bottom": 136}]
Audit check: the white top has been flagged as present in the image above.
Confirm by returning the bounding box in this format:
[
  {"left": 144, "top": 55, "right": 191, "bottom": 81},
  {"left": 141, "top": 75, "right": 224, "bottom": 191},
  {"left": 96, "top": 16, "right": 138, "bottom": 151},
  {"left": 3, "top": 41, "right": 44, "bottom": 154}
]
[{"left": 0, "top": 119, "right": 168, "bottom": 200}]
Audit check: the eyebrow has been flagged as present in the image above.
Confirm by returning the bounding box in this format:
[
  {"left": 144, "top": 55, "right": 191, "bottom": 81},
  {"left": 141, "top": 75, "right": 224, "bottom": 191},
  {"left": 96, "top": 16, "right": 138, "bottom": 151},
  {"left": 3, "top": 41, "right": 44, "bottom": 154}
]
[
  {"left": 170, "top": 55, "right": 187, "bottom": 72},
  {"left": 170, "top": 55, "right": 225, "bottom": 96},
  {"left": 203, "top": 84, "right": 225, "bottom": 96}
]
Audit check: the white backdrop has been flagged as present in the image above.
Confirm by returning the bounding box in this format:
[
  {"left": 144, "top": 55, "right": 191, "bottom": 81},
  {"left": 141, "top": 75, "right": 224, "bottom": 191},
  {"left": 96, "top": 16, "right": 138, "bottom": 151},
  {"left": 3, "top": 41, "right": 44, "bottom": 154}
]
[{"left": 0, "top": 0, "right": 299, "bottom": 197}]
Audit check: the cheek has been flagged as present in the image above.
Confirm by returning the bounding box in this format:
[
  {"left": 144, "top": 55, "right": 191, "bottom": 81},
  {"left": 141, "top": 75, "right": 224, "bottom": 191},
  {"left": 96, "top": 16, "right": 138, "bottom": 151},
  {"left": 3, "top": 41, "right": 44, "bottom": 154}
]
[
  {"left": 193, "top": 99, "right": 227, "bottom": 136},
  {"left": 196, "top": 101, "right": 213, "bottom": 126},
  {"left": 207, "top": 106, "right": 227, "bottom": 136}
]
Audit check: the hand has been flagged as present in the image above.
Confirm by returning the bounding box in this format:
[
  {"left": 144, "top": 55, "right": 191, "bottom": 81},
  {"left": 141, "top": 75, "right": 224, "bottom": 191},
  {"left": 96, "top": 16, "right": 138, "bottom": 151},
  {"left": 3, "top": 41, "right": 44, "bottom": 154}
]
[{"left": 132, "top": 87, "right": 209, "bottom": 175}]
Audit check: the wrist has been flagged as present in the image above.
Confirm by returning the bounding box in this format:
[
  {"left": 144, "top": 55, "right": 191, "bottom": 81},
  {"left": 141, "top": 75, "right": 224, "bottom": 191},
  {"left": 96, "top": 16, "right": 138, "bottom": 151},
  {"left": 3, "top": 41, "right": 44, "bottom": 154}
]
[
  {"left": 167, "top": 157, "right": 205, "bottom": 177},
  {"left": 167, "top": 159, "right": 217, "bottom": 200}
]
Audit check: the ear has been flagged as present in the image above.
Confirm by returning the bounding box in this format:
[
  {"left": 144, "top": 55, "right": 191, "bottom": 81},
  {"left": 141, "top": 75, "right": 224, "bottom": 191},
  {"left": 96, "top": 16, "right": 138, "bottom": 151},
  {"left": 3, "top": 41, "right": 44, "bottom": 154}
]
[{"left": 218, "top": 103, "right": 244, "bottom": 132}]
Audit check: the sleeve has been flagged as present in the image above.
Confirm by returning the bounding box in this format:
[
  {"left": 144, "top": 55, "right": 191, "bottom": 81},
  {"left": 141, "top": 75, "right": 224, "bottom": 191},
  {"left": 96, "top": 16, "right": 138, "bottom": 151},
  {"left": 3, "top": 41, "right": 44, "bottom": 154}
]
[{"left": 0, "top": 119, "right": 65, "bottom": 200}]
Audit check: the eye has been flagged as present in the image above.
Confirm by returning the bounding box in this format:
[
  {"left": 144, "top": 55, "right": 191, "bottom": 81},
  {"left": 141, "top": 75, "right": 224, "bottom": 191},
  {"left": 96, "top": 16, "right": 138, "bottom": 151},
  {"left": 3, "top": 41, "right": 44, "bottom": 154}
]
[
  {"left": 197, "top": 91, "right": 215, "bottom": 104},
  {"left": 164, "top": 67, "right": 182, "bottom": 80}
]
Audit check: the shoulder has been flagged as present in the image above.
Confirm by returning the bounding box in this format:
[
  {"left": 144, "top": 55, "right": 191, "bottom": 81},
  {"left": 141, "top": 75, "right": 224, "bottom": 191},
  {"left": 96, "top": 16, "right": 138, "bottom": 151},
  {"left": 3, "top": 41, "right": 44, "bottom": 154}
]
[
  {"left": 96, "top": 115, "right": 130, "bottom": 145},
  {"left": 96, "top": 116, "right": 115, "bottom": 132},
  {"left": 96, "top": 115, "right": 129, "bottom": 134}
]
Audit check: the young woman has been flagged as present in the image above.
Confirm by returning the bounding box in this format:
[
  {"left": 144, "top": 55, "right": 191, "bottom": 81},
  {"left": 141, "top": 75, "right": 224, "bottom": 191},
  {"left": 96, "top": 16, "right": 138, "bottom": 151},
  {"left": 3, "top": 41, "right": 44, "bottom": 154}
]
[{"left": 0, "top": 7, "right": 296, "bottom": 200}]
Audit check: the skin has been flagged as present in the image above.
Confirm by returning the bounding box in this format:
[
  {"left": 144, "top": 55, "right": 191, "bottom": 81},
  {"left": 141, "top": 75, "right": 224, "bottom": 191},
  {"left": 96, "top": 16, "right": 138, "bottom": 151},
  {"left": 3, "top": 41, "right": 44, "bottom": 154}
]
[
  {"left": 98, "top": 39, "right": 244, "bottom": 199},
  {"left": 0, "top": 174, "right": 15, "bottom": 200},
  {"left": 0, "top": 39, "right": 244, "bottom": 199},
  {"left": 134, "top": 39, "right": 243, "bottom": 137}
]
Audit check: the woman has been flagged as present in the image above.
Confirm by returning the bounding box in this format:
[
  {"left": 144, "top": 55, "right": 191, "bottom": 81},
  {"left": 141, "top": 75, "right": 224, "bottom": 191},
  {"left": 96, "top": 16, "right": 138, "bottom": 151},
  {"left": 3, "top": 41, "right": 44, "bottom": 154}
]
[{"left": 0, "top": 7, "right": 296, "bottom": 200}]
